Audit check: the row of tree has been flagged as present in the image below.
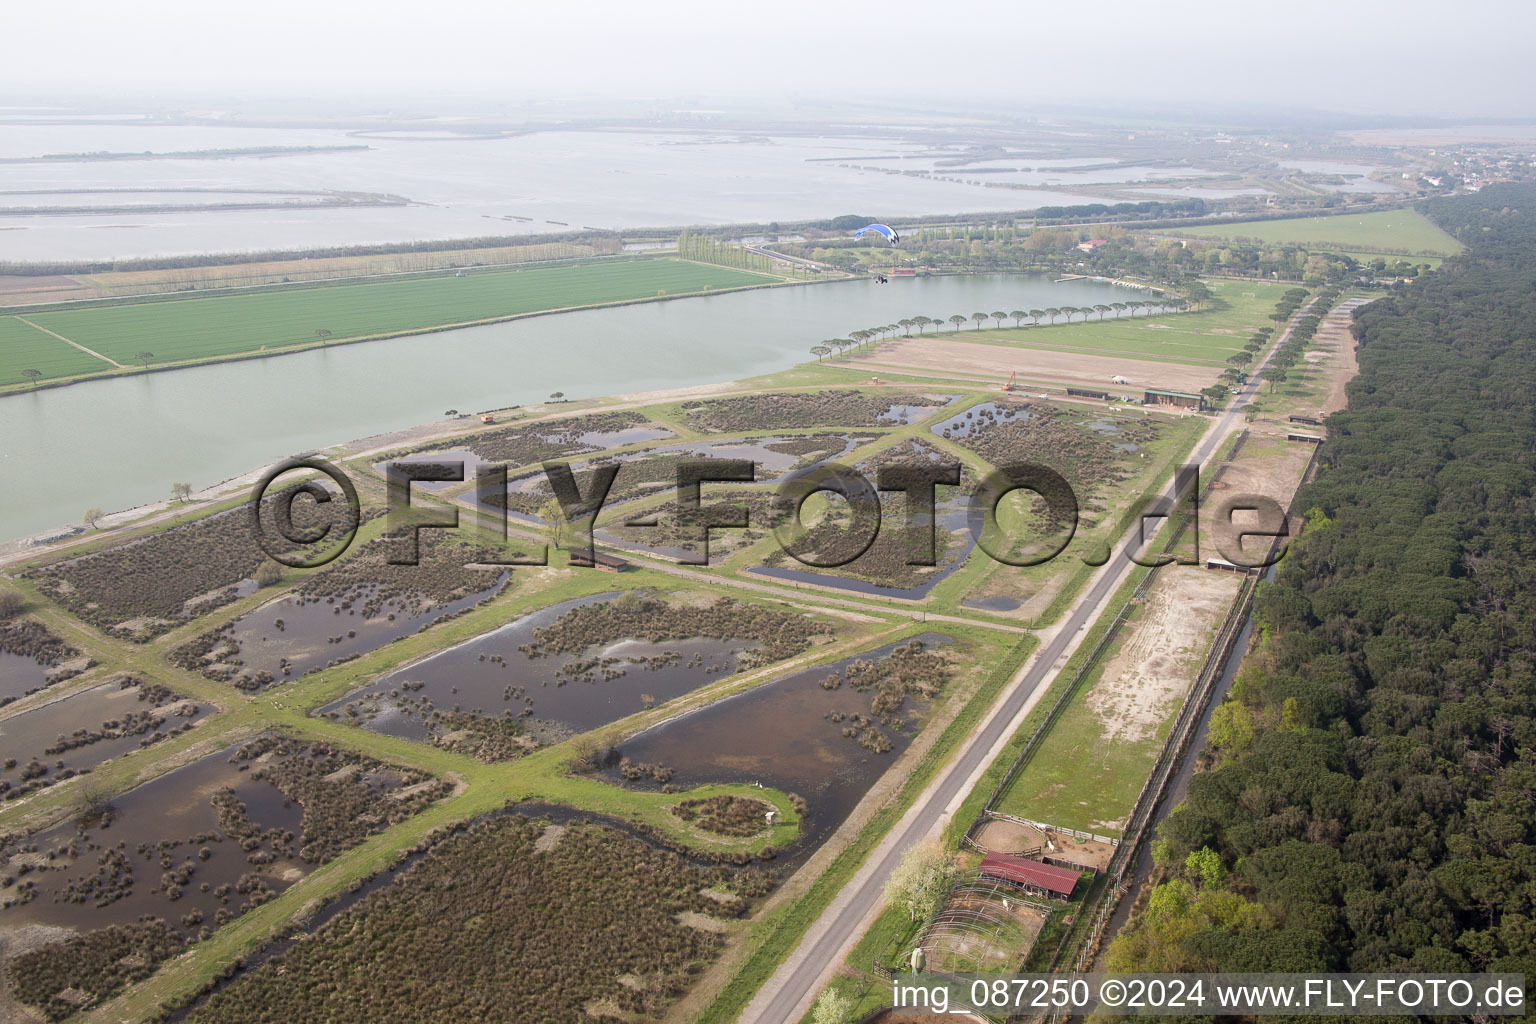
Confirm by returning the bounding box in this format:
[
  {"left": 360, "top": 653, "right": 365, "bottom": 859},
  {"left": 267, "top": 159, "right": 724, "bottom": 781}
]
[{"left": 807, "top": 301, "right": 1187, "bottom": 361}]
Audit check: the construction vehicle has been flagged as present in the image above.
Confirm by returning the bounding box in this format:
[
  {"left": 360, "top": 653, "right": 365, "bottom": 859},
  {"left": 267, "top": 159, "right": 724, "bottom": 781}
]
[
  {"left": 480, "top": 414, "right": 496, "bottom": 425},
  {"left": 1002, "top": 371, "right": 1019, "bottom": 393}
]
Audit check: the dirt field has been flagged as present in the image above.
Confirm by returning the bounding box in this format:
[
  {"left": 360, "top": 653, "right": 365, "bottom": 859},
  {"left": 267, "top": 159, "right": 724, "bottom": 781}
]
[
  {"left": 1087, "top": 568, "right": 1242, "bottom": 749},
  {"left": 849, "top": 336, "right": 1218, "bottom": 393},
  {"left": 0, "top": 275, "right": 97, "bottom": 304},
  {"left": 1200, "top": 432, "right": 1317, "bottom": 565},
  {"left": 1316, "top": 302, "right": 1365, "bottom": 416},
  {"left": 1044, "top": 833, "right": 1116, "bottom": 873},
  {"left": 0, "top": 241, "right": 602, "bottom": 306},
  {"left": 974, "top": 817, "right": 1045, "bottom": 855}
]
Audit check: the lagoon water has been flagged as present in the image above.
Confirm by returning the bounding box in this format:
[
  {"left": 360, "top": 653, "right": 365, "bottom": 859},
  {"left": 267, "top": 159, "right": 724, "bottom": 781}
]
[
  {"left": 0, "top": 273, "right": 1130, "bottom": 543},
  {"left": 0, "top": 126, "right": 1173, "bottom": 262}
]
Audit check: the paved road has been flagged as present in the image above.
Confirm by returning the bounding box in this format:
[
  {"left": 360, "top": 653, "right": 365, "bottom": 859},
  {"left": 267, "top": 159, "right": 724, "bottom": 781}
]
[{"left": 745, "top": 299, "right": 1328, "bottom": 1024}]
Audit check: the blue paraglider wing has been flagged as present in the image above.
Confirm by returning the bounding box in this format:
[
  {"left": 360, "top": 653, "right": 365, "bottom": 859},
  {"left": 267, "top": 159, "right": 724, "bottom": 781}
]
[{"left": 853, "top": 223, "right": 900, "bottom": 245}]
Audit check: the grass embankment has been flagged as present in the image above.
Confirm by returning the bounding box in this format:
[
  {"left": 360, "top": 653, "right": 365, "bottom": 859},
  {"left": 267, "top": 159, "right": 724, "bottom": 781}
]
[
  {"left": 1168, "top": 209, "right": 1462, "bottom": 255},
  {"left": 945, "top": 279, "right": 1297, "bottom": 367},
  {"left": 0, "top": 257, "right": 779, "bottom": 388}
]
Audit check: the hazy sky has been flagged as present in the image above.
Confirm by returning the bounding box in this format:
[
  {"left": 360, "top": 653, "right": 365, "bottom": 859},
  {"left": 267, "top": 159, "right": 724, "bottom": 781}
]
[{"left": 8, "top": 0, "right": 1533, "bottom": 120}]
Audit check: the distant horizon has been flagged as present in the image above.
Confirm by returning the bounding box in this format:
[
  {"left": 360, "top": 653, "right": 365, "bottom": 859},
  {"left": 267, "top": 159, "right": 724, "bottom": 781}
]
[
  {"left": 6, "top": 0, "right": 1534, "bottom": 122},
  {"left": 2, "top": 94, "right": 1533, "bottom": 133}
]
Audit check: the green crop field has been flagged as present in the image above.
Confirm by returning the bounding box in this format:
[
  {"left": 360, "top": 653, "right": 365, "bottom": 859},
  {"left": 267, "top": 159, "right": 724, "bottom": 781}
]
[
  {"left": 0, "top": 315, "right": 114, "bottom": 386},
  {"left": 25, "top": 258, "right": 776, "bottom": 372},
  {"left": 956, "top": 279, "right": 1294, "bottom": 366},
  {"left": 1170, "top": 209, "right": 1462, "bottom": 255}
]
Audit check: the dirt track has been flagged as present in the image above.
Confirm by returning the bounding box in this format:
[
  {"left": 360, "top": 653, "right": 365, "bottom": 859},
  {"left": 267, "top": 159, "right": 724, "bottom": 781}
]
[{"left": 848, "top": 336, "right": 1219, "bottom": 393}]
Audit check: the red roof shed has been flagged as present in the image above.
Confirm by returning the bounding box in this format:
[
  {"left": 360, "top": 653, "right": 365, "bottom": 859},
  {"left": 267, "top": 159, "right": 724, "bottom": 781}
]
[{"left": 979, "top": 852, "right": 1081, "bottom": 897}]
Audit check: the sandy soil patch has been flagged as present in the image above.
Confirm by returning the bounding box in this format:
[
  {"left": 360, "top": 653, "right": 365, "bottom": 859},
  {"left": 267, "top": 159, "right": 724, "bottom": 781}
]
[
  {"left": 973, "top": 818, "right": 1046, "bottom": 854},
  {"left": 389, "top": 778, "right": 443, "bottom": 802},
  {"left": 534, "top": 823, "right": 567, "bottom": 852},
  {"left": 1317, "top": 303, "right": 1366, "bottom": 416},
  {"left": 848, "top": 337, "right": 1218, "bottom": 393},
  {"left": 1087, "top": 569, "right": 1241, "bottom": 746},
  {"left": 676, "top": 911, "right": 730, "bottom": 933},
  {"left": 584, "top": 996, "right": 628, "bottom": 1020},
  {"left": 323, "top": 764, "right": 361, "bottom": 784},
  {"left": 1201, "top": 435, "right": 1316, "bottom": 563},
  {"left": 1042, "top": 834, "right": 1116, "bottom": 873}
]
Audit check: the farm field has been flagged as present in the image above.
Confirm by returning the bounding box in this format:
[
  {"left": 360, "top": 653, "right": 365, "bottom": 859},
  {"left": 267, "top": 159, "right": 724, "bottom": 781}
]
[
  {"left": 0, "top": 315, "right": 112, "bottom": 385},
  {"left": 990, "top": 568, "right": 1242, "bottom": 837},
  {"left": 851, "top": 335, "right": 1219, "bottom": 392},
  {"left": 948, "top": 279, "right": 1295, "bottom": 367},
  {"left": 1168, "top": 208, "right": 1462, "bottom": 255},
  {"left": 23, "top": 258, "right": 777, "bottom": 372},
  {"left": 845, "top": 279, "right": 1289, "bottom": 390}
]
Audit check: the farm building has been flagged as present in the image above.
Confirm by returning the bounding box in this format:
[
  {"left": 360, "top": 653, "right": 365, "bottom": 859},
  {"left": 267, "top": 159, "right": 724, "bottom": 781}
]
[
  {"left": 1143, "top": 389, "right": 1205, "bottom": 412},
  {"left": 1066, "top": 387, "right": 1112, "bottom": 401},
  {"left": 1287, "top": 432, "right": 1324, "bottom": 445},
  {"left": 1205, "top": 556, "right": 1250, "bottom": 574},
  {"left": 1288, "top": 414, "right": 1322, "bottom": 426},
  {"left": 569, "top": 549, "right": 629, "bottom": 572},
  {"left": 978, "top": 852, "right": 1081, "bottom": 900}
]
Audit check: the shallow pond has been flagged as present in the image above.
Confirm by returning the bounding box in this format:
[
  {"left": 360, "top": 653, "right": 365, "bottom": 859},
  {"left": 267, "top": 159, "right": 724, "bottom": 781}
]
[
  {"left": 930, "top": 401, "right": 1029, "bottom": 440},
  {"left": 316, "top": 592, "right": 768, "bottom": 743},
  {"left": 0, "top": 649, "right": 55, "bottom": 704},
  {"left": 212, "top": 572, "right": 509, "bottom": 688},
  {"left": 0, "top": 737, "right": 428, "bottom": 940},
  {"left": 0, "top": 680, "right": 207, "bottom": 788},
  {"left": 960, "top": 595, "right": 1023, "bottom": 612},
  {"left": 0, "top": 743, "right": 304, "bottom": 936},
  {"left": 604, "top": 634, "right": 953, "bottom": 852}
]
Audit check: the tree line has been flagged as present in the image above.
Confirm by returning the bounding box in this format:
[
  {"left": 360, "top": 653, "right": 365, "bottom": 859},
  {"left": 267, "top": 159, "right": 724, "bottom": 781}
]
[{"left": 1107, "top": 183, "right": 1536, "bottom": 978}]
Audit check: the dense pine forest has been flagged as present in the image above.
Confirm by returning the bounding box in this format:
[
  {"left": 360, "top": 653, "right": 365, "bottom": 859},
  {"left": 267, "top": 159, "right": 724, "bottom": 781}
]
[{"left": 1108, "top": 184, "right": 1536, "bottom": 976}]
